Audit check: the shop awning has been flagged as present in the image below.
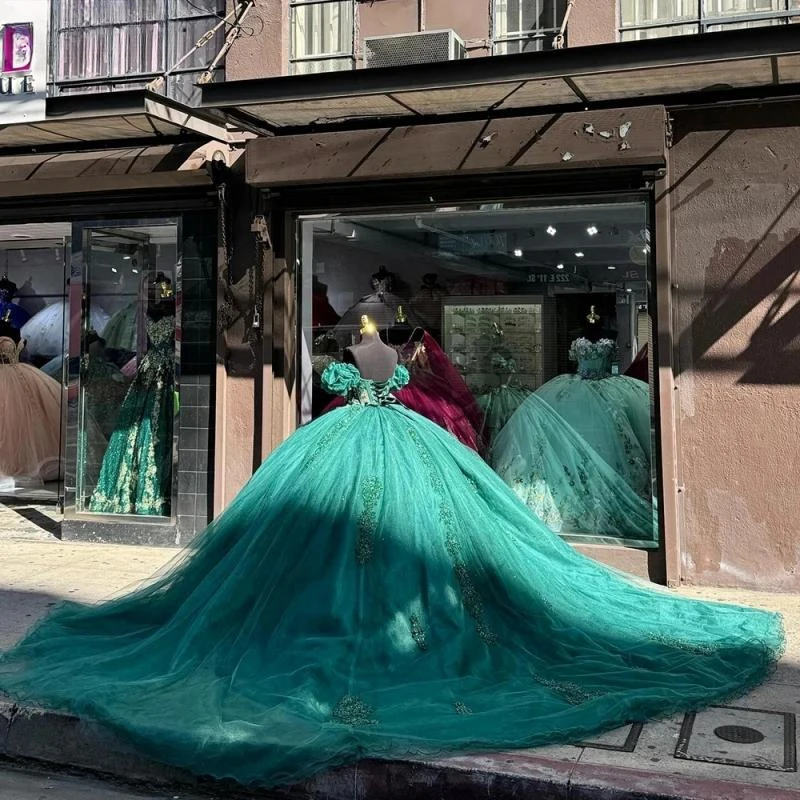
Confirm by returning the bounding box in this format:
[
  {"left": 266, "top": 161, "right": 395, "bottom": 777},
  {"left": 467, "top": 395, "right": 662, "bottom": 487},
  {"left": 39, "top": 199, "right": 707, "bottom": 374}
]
[
  {"left": 0, "top": 90, "right": 231, "bottom": 153},
  {"left": 201, "top": 25, "right": 800, "bottom": 134}
]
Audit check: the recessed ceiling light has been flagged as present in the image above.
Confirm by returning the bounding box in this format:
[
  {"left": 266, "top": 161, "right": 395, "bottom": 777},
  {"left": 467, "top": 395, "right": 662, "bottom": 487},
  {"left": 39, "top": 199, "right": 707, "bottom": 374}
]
[
  {"left": 546, "top": 225, "right": 557, "bottom": 236},
  {"left": 111, "top": 267, "right": 118, "bottom": 273},
  {"left": 586, "top": 225, "right": 598, "bottom": 236},
  {"left": 556, "top": 263, "right": 564, "bottom": 270},
  {"left": 513, "top": 248, "right": 523, "bottom": 258},
  {"left": 607, "top": 265, "right": 616, "bottom": 270},
  {"left": 131, "top": 268, "right": 139, "bottom": 274},
  {"left": 123, "top": 255, "right": 131, "bottom": 260},
  {"left": 575, "top": 251, "right": 584, "bottom": 258}
]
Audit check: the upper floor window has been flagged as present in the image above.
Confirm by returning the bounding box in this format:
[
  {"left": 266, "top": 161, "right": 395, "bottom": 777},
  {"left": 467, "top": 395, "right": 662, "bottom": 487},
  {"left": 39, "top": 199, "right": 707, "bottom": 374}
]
[
  {"left": 290, "top": 0, "right": 355, "bottom": 75},
  {"left": 620, "top": 0, "right": 800, "bottom": 40},
  {"left": 493, "top": 0, "right": 567, "bottom": 54},
  {"left": 50, "top": 0, "right": 225, "bottom": 103}
]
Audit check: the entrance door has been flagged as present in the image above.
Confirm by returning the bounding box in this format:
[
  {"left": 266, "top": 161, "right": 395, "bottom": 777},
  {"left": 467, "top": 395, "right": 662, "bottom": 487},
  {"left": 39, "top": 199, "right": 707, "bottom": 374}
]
[{"left": 65, "top": 219, "right": 181, "bottom": 521}]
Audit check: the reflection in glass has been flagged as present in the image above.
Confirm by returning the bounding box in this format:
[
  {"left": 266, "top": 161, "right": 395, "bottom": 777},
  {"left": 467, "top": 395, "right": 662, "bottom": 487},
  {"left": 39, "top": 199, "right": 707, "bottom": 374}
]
[
  {"left": 298, "top": 200, "right": 656, "bottom": 547},
  {"left": 78, "top": 224, "right": 179, "bottom": 517}
]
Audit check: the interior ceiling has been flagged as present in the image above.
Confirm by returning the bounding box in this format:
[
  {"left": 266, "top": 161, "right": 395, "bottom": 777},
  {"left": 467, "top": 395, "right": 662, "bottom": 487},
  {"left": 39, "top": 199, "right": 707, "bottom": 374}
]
[
  {"left": 309, "top": 204, "right": 649, "bottom": 277},
  {"left": 0, "top": 223, "right": 176, "bottom": 246}
]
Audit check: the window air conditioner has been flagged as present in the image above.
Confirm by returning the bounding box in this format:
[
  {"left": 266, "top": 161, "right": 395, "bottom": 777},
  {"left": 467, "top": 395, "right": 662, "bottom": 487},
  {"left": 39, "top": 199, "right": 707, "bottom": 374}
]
[{"left": 364, "top": 30, "right": 467, "bottom": 69}]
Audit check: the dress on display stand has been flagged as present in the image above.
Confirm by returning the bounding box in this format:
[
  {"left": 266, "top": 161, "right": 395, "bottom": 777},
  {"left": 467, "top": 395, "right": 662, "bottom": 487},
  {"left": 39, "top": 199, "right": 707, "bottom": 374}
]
[
  {"left": 324, "top": 330, "right": 485, "bottom": 452},
  {"left": 534, "top": 337, "right": 651, "bottom": 497},
  {"left": 0, "top": 278, "right": 31, "bottom": 330},
  {"left": 0, "top": 315, "right": 783, "bottom": 790},
  {"left": 0, "top": 329, "right": 61, "bottom": 485},
  {"left": 475, "top": 354, "right": 531, "bottom": 445},
  {"left": 88, "top": 309, "right": 174, "bottom": 516}
]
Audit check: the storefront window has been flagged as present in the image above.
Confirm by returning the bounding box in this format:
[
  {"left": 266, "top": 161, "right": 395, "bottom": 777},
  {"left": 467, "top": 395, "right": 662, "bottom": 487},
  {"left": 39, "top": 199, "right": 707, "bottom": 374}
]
[
  {"left": 297, "top": 199, "right": 658, "bottom": 547},
  {"left": 75, "top": 221, "right": 180, "bottom": 518},
  {"left": 0, "top": 223, "right": 70, "bottom": 498}
]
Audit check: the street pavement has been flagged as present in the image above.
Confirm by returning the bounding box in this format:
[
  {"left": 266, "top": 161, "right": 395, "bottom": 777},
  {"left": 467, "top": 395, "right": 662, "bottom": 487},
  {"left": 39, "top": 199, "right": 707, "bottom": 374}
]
[
  {"left": 0, "top": 763, "right": 210, "bottom": 800},
  {"left": 0, "top": 501, "right": 798, "bottom": 799}
]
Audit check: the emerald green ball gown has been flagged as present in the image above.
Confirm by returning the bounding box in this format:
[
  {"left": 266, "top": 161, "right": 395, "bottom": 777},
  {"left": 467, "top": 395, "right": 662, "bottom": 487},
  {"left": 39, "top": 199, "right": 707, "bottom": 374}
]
[{"left": 0, "top": 361, "right": 783, "bottom": 788}]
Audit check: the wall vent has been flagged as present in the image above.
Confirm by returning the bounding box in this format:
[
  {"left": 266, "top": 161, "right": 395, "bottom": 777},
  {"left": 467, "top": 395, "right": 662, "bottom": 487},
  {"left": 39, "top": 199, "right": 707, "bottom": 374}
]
[{"left": 364, "top": 30, "right": 467, "bottom": 69}]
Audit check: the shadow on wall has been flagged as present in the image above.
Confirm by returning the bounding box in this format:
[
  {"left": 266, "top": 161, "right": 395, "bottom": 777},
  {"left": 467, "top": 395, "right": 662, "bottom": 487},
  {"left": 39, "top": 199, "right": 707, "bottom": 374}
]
[{"left": 678, "top": 226, "right": 800, "bottom": 386}]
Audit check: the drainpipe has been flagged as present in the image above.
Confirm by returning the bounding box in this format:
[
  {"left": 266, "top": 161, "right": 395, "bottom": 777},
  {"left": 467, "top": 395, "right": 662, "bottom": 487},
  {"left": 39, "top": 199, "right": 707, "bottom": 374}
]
[
  {"left": 553, "top": 0, "right": 575, "bottom": 49},
  {"left": 418, "top": 0, "right": 425, "bottom": 31}
]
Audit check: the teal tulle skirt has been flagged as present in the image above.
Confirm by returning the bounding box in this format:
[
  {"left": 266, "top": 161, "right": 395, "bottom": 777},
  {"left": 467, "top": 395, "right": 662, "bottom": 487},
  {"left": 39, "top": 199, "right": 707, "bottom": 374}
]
[
  {"left": 490, "top": 394, "right": 654, "bottom": 540},
  {"left": 0, "top": 402, "right": 783, "bottom": 788},
  {"left": 535, "top": 374, "right": 652, "bottom": 496}
]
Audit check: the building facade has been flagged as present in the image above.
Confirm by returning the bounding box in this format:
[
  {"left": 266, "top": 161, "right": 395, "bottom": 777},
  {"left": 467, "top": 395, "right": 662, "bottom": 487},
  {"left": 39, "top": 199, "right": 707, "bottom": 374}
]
[
  {"left": 209, "top": 1, "right": 800, "bottom": 592},
  {"left": 1, "top": 0, "right": 797, "bottom": 590}
]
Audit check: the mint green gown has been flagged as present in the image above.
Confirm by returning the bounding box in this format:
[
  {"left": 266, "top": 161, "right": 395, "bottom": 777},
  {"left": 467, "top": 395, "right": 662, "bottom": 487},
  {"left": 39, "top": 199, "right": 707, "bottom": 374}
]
[{"left": 0, "top": 362, "right": 783, "bottom": 788}]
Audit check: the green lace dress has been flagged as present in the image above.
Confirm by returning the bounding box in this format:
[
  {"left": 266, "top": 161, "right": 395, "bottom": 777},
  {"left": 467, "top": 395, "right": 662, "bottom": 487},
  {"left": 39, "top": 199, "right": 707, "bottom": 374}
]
[
  {"left": 0, "top": 361, "right": 783, "bottom": 788},
  {"left": 88, "top": 315, "right": 174, "bottom": 515}
]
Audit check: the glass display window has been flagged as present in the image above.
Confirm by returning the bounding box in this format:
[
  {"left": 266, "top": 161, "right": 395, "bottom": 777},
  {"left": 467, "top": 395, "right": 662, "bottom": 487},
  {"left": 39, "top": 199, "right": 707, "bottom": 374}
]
[{"left": 296, "top": 198, "right": 658, "bottom": 547}]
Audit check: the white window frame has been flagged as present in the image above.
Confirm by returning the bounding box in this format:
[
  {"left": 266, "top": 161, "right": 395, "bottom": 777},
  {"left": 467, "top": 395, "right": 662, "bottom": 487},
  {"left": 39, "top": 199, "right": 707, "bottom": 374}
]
[
  {"left": 619, "top": 0, "right": 800, "bottom": 40},
  {"left": 289, "top": 0, "right": 356, "bottom": 75},
  {"left": 492, "top": 0, "right": 566, "bottom": 55}
]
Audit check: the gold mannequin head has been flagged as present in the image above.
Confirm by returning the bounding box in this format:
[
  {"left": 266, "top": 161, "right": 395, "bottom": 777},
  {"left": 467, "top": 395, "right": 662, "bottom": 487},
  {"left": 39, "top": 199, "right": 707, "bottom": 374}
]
[
  {"left": 586, "top": 305, "right": 600, "bottom": 325},
  {"left": 360, "top": 315, "right": 377, "bottom": 336}
]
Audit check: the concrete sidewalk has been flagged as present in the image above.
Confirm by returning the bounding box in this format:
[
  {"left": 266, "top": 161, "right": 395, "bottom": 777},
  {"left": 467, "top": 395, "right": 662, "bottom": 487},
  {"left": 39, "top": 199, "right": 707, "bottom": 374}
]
[{"left": 0, "top": 504, "right": 798, "bottom": 799}]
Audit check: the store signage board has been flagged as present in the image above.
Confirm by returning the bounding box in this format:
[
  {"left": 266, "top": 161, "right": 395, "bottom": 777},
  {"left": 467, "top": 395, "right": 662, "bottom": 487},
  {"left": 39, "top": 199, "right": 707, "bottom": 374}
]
[{"left": 0, "top": 0, "right": 48, "bottom": 124}]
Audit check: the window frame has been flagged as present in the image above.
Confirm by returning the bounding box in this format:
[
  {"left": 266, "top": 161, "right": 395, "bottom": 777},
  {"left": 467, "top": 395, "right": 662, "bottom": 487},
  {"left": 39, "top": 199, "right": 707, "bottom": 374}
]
[
  {"left": 289, "top": 0, "right": 356, "bottom": 76},
  {"left": 491, "top": 0, "right": 566, "bottom": 55},
  {"left": 619, "top": 0, "right": 800, "bottom": 39},
  {"left": 48, "top": 0, "right": 224, "bottom": 94}
]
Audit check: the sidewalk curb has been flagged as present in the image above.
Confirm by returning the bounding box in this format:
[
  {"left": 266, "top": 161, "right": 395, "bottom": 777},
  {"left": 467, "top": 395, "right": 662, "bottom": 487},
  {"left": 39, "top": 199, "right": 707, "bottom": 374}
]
[{"left": 1, "top": 702, "right": 798, "bottom": 799}]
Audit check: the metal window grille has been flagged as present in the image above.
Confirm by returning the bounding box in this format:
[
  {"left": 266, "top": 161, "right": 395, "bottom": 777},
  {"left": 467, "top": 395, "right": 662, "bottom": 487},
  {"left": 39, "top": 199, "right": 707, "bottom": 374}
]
[
  {"left": 619, "top": 0, "right": 800, "bottom": 40},
  {"left": 492, "top": 0, "right": 568, "bottom": 54},
  {"left": 289, "top": 0, "right": 355, "bottom": 75},
  {"left": 48, "top": 0, "right": 226, "bottom": 103}
]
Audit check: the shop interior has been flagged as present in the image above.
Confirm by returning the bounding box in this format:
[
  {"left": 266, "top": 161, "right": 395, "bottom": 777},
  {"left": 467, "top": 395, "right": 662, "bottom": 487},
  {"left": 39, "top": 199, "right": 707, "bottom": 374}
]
[
  {"left": 0, "top": 221, "right": 179, "bottom": 518},
  {"left": 299, "top": 199, "right": 657, "bottom": 547}
]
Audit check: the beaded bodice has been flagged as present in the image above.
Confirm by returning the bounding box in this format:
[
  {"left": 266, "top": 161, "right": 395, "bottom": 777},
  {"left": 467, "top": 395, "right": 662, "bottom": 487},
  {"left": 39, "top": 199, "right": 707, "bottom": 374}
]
[
  {"left": 569, "top": 337, "right": 616, "bottom": 380},
  {"left": 322, "top": 362, "right": 409, "bottom": 406},
  {"left": 147, "top": 315, "right": 174, "bottom": 350}
]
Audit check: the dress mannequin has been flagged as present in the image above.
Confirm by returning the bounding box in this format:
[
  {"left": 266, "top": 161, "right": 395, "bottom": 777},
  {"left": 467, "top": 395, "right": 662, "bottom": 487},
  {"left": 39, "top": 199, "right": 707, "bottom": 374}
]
[{"left": 344, "top": 315, "right": 397, "bottom": 382}]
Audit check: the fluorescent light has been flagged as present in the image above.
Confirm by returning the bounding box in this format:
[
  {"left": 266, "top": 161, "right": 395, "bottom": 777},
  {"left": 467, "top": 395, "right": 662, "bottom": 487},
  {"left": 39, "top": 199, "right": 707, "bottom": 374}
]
[
  {"left": 586, "top": 225, "right": 598, "bottom": 236},
  {"left": 556, "top": 263, "right": 564, "bottom": 270},
  {"left": 607, "top": 265, "right": 616, "bottom": 270},
  {"left": 123, "top": 255, "right": 131, "bottom": 260},
  {"left": 546, "top": 225, "right": 557, "bottom": 236},
  {"left": 513, "top": 248, "right": 523, "bottom": 258},
  {"left": 575, "top": 251, "right": 584, "bottom": 258}
]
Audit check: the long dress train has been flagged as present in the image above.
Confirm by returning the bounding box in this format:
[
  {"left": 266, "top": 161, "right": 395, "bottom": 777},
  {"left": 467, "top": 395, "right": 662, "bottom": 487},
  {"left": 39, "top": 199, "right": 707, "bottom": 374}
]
[{"left": 0, "top": 361, "right": 783, "bottom": 788}]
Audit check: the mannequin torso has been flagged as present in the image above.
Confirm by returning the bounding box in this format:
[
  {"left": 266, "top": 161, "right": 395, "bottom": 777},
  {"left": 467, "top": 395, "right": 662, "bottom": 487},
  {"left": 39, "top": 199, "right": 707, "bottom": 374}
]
[{"left": 345, "top": 329, "right": 398, "bottom": 382}]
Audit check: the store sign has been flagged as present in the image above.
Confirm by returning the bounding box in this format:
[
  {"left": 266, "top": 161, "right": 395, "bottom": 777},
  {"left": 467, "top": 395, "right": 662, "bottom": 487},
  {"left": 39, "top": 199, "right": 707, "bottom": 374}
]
[
  {"left": 0, "top": 0, "right": 48, "bottom": 124},
  {"left": 527, "top": 272, "right": 571, "bottom": 284}
]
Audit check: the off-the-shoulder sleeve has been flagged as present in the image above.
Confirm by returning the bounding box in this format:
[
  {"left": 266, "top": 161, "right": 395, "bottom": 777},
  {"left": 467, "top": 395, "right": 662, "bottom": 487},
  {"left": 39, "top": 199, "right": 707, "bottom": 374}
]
[
  {"left": 389, "top": 364, "right": 410, "bottom": 391},
  {"left": 321, "top": 362, "right": 362, "bottom": 397}
]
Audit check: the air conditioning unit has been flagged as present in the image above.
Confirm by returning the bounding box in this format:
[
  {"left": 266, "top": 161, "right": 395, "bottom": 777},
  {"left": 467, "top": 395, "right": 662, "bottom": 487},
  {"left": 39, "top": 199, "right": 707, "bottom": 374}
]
[{"left": 364, "top": 30, "right": 467, "bottom": 69}]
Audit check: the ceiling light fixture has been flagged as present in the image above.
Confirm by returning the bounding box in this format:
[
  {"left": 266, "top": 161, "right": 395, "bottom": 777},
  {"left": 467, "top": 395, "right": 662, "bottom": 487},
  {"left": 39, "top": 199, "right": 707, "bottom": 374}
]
[
  {"left": 111, "top": 267, "right": 117, "bottom": 273},
  {"left": 123, "top": 255, "right": 131, "bottom": 260},
  {"left": 131, "top": 268, "right": 139, "bottom": 274},
  {"left": 513, "top": 248, "right": 523, "bottom": 258},
  {"left": 546, "top": 225, "right": 557, "bottom": 236},
  {"left": 586, "top": 225, "right": 598, "bottom": 236},
  {"left": 575, "top": 251, "right": 584, "bottom": 258},
  {"left": 556, "top": 263, "right": 564, "bottom": 270},
  {"left": 607, "top": 265, "right": 616, "bottom": 270}
]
